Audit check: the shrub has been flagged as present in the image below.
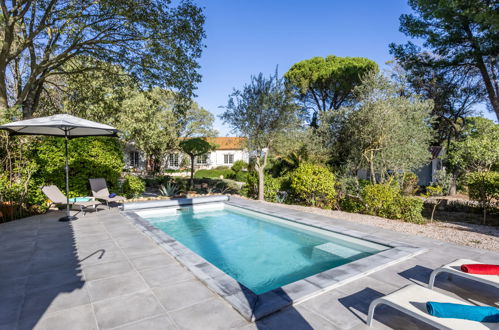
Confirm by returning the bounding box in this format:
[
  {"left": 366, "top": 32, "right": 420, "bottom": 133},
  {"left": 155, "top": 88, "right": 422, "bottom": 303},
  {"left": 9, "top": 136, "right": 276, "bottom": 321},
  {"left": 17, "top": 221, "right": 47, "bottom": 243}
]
[
  {"left": 264, "top": 175, "right": 283, "bottom": 202},
  {"left": 289, "top": 163, "right": 336, "bottom": 207},
  {"left": 362, "top": 183, "right": 400, "bottom": 218},
  {"left": 122, "top": 175, "right": 145, "bottom": 198},
  {"left": 231, "top": 160, "right": 248, "bottom": 173},
  {"left": 362, "top": 182, "right": 425, "bottom": 223},
  {"left": 397, "top": 196, "right": 425, "bottom": 224},
  {"left": 466, "top": 171, "right": 499, "bottom": 224}
]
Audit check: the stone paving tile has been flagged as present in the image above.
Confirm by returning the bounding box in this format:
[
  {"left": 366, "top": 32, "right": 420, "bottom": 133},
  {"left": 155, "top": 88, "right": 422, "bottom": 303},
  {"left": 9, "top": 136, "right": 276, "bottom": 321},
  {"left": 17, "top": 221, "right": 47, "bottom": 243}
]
[
  {"left": 26, "top": 268, "right": 84, "bottom": 294},
  {"left": 87, "top": 271, "right": 148, "bottom": 302},
  {"left": 0, "top": 277, "right": 28, "bottom": 298},
  {"left": 19, "top": 304, "right": 97, "bottom": 330},
  {"left": 82, "top": 260, "right": 133, "bottom": 281},
  {"left": 114, "top": 314, "right": 175, "bottom": 330},
  {"left": 255, "top": 304, "right": 341, "bottom": 330},
  {"left": 2, "top": 204, "right": 499, "bottom": 330},
  {"left": 20, "top": 283, "right": 89, "bottom": 316},
  {"left": 0, "top": 295, "right": 23, "bottom": 327},
  {"left": 168, "top": 297, "right": 249, "bottom": 330},
  {"left": 139, "top": 264, "right": 194, "bottom": 287},
  {"left": 152, "top": 279, "right": 215, "bottom": 311},
  {"left": 129, "top": 252, "right": 176, "bottom": 271},
  {"left": 93, "top": 290, "right": 165, "bottom": 329}
]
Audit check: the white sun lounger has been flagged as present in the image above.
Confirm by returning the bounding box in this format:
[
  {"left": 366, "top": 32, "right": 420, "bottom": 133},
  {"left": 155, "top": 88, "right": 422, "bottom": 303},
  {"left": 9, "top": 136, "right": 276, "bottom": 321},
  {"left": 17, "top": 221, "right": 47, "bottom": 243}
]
[
  {"left": 367, "top": 284, "right": 497, "bottom": 329},
  {"left": 429, "top": 259, "right": 499, "bottom": 290}
]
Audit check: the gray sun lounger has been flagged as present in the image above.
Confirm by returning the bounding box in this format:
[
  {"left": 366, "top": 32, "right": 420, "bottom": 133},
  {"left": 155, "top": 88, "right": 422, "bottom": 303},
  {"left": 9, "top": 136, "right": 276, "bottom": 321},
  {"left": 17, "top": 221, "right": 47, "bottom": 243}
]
[
  {"left": 42, "top": 185, "right": 101, "bottom": 216},
  {"left": 367, "top": 284, "right": 497, "bottom": 329},
  {"left": 89, "top": 178, "right": 126, "bottom": 209},
  {"left": 429, "top": 259, "right": 499, "bottom": 290}
]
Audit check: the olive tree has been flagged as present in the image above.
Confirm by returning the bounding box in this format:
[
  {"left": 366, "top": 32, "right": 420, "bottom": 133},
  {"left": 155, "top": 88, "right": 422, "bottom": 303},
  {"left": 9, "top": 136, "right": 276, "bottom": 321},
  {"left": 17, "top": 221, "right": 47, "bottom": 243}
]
[
  {"left": 222, "top": 71, "right": 301, "bottom": 201},
  {"left": 323, "top": 71, "right": 434, "bottom": 183}
]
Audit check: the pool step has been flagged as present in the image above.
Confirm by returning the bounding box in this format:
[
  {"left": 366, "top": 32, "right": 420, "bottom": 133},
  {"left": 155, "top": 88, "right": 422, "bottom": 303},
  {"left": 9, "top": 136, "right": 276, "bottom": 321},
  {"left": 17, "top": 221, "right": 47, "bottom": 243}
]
[{"left": 312, "top": 242, "right": 362, "bottom": 260}]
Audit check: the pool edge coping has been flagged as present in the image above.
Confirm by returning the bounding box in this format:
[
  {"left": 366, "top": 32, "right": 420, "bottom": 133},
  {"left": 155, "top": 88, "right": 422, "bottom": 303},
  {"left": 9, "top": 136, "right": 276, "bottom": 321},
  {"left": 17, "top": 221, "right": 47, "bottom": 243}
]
[{"left": 121, "top": 198, "right": 427, "bottom": 321}]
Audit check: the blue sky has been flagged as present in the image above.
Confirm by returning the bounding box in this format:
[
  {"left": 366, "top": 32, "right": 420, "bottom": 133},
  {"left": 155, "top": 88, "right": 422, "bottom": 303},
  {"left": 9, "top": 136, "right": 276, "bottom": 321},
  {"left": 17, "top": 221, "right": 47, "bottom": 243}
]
[{"left": 193, "top": 0, "right": 496, "bottom": 136}]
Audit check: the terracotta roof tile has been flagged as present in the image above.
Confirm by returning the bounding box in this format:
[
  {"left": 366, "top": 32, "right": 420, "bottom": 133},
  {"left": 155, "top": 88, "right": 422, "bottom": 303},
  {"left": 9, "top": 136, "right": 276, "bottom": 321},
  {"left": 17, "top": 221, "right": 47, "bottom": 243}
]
[{"left": 205, "top": 137, "right": 246, "bottom": 150}]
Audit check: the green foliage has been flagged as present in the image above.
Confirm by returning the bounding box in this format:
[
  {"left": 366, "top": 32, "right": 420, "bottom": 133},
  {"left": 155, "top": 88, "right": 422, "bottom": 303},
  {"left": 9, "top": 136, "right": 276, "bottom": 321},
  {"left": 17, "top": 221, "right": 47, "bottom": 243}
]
[
  {"left": 231, "top": 160, "right": 248, "bottom": 173},
  {"left": 447, "top": 117, "right": 499, "bottom": 174},
  {"left": 362, "top": 182, "right": 425, "bottom": 223},
  {"left": 321, "top": 71, "right": 433, "bottom": 182},
  {"left": 289, "top": 163, "right": 336, "bottom": 207},
  {"left": 33, "top": 137, "right": 124, "bottom": 198},
  {"left": 159, "top": 181, "right": 178, "bottom": 197},
  {"left": 263, "top": 175, "right": 284, "bottom": 202},
  {"left": 466, "top": 171, "right": 499, "bottom": 224},
  {"left": 180, "top": 138, "right": 215, "bottom": 158},
  {"left": 180, "top": 103, "right": 218, "bottom": 137},
  {"left": 222, "top": 69, "right": 302, "bottom": 200},
  {"left": 119, "top": 88, "right": 179, "bottom": 172},
  {"left": 1, "top": 0, "right": 206, "bottom": 119},
  {"left": 122, "top": 175, "right": 146, "bottom": 199},
  {"left": 194, "top": 169, "right": 234, "bottom": 179},
  {"left": 399, "top": 172, "right": 419, "bottom": 196},
  {"left": 285, "top": 55, "right": 379, "bottom": 124},
  {"left": 362, "top": 183, "right": 401, "bottom": 218},
  {"left": 424, "top": 185, "right": 444, "bottom": 198},
  {"left": 390, "top": 0, "right": 499, "bottom": 120},
  {"left": 397, "top": 196, "right": 425, "bottom": 224}
]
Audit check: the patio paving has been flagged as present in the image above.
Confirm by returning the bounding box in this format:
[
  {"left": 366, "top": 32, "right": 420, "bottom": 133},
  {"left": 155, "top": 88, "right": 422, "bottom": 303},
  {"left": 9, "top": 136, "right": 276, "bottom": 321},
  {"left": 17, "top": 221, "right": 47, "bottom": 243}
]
[{"left": 0, "top": 199, "right": 497, "bottom": 330}]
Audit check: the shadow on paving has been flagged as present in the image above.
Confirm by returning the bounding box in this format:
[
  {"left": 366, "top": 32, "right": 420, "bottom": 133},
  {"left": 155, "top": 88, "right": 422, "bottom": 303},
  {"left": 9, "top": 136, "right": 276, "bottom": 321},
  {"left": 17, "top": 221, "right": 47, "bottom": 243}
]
[
  {"left": 338, "top": 287, "right": 433, "bottom": 329},
  {"left": 0, "top": 210, "right": 92, "bottom": 329}
]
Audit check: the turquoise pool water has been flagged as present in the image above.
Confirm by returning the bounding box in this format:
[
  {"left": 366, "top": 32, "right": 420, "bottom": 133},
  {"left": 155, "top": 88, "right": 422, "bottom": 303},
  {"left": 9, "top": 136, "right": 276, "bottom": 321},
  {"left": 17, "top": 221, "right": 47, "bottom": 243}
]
[{"left": 143, "top": 205, "right": 389, "bottom": 294}]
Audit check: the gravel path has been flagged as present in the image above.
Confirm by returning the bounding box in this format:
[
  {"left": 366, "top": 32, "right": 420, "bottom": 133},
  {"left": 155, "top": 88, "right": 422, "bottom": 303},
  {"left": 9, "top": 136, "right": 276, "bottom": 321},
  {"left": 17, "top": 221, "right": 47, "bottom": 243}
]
[{"left": 262, "top": 201, "right": 499, "bottom": 252}]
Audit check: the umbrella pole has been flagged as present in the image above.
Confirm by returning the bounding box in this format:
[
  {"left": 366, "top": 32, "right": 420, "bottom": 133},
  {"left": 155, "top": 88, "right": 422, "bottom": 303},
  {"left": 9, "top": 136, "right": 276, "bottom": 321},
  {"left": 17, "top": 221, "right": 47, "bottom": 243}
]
[{"left": 59, "top": 130, "right": 76, "bottom": 222}]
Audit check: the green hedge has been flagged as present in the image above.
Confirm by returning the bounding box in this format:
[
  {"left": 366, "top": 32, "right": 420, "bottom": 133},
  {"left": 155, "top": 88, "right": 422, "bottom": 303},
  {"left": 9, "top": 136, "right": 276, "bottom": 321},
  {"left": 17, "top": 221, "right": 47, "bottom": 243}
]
[
  {"left": 194, "top": 169, "right": 235, "bottom": 179},
  {"left": 32, "top": 136, "right": 124, "bottom": 198}
]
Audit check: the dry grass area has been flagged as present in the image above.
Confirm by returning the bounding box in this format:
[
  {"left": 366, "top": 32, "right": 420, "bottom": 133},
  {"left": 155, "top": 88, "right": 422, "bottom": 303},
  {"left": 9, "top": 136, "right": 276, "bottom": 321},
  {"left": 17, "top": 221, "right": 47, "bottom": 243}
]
[{"left": 263, "top": 201, "right": 499, "bottom": 252}]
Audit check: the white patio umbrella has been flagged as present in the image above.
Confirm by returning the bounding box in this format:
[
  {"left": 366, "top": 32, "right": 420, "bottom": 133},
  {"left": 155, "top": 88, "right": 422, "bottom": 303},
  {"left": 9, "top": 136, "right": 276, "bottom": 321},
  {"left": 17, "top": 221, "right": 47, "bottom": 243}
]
[{"left": 0, "top": 114, "right": 119, "bottom": 221}]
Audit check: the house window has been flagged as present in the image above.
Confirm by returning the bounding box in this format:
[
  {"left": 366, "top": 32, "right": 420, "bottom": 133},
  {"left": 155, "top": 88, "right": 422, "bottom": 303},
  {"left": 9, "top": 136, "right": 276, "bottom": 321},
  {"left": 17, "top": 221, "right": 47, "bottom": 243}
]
[
  {"left": 196, "top": 154, "right": 208, "bottom": 165},
  {"left": 224, "top": 154, "right": 234, "bottom": 164},
  {"left": 129, "top": 151, "right": 140, "bottom": 167},
  {"left": 168, "top": 154, "right": 179, "bottom": 167}
]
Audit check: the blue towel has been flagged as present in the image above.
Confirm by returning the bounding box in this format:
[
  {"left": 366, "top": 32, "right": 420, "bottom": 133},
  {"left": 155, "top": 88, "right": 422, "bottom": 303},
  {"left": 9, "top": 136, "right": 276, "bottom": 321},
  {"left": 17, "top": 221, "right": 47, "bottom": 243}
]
[
  {"left": 426, "top": 302, "right": 499, "bottom": 322},
  {"left": 68, "top": 197, "right": 92, "bottom": 203},
  {"left": 109, "top": 193, "right": 117, "bottom": 198}
]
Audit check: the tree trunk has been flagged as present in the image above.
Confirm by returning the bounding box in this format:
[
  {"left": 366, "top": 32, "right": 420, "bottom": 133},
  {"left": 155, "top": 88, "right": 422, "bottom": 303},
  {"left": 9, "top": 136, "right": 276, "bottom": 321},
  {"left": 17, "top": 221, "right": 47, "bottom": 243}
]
[
  {"left": 189, "top": 155, "right": 195, "bottom": 189},
  {"left": 255, "top": 149, "right": 269, "bottom": 201},
  {"left": 449, "top": 175, "right": 457, "bottom": 195},
  {"left": 0, "top": 65, "right": 8, "bottom": 117},
  {"left": 257, "top": 167, "right": 264, "bottom": 201}
]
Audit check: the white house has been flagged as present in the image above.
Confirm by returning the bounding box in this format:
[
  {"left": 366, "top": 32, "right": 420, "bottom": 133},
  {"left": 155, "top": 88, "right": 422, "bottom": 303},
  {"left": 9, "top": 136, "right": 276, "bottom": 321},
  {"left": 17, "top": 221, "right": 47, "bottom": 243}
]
[{"left": 124, "top": 137, "right": 250, "bottom": 172}]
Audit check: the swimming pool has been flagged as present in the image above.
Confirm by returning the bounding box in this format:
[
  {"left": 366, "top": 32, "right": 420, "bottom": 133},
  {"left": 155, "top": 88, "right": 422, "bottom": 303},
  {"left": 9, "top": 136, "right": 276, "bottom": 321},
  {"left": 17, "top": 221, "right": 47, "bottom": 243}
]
[
  {"left": 139, "top": 203, "right": 389, "bottom": 294},
  {"left": 124, "top": 197, "right": 424, "bottom": 321}
]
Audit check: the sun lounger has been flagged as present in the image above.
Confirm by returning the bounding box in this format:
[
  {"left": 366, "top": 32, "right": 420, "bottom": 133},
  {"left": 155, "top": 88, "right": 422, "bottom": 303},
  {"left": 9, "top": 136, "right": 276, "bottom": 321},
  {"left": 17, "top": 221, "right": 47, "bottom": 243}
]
[
  {"left": 367, "top": 284, "right": 497, "bottom": 329},
  {"left": 42, "top": 185, "right": 101, "bottom": 215},
  {"left": 89, "top": 178, "right": 126, "bottom": 209},
  {"left": 429, "top": 259, "right": 499, "bottom": 290}
]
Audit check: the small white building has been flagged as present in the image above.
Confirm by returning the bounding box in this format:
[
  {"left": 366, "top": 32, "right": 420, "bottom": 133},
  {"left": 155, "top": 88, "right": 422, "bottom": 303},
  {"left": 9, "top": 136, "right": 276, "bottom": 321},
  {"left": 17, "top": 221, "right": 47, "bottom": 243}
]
[{"left": 124, "top": 137, "right": 249, "bottom": 172}]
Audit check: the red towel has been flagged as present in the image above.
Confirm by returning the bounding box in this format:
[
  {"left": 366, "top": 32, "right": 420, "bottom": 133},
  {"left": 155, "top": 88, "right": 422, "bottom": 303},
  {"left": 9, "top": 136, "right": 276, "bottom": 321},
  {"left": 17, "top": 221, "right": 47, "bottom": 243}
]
[{"left": 461, "top": 264, "right": 499, "bottom": 275}]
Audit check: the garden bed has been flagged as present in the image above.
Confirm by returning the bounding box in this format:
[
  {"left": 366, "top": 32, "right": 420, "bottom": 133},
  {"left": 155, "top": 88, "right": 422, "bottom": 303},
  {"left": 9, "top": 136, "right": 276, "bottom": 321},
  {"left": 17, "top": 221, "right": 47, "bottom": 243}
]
[{"left": 242, "top": 198, "right": 499, "bottom": 252}]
